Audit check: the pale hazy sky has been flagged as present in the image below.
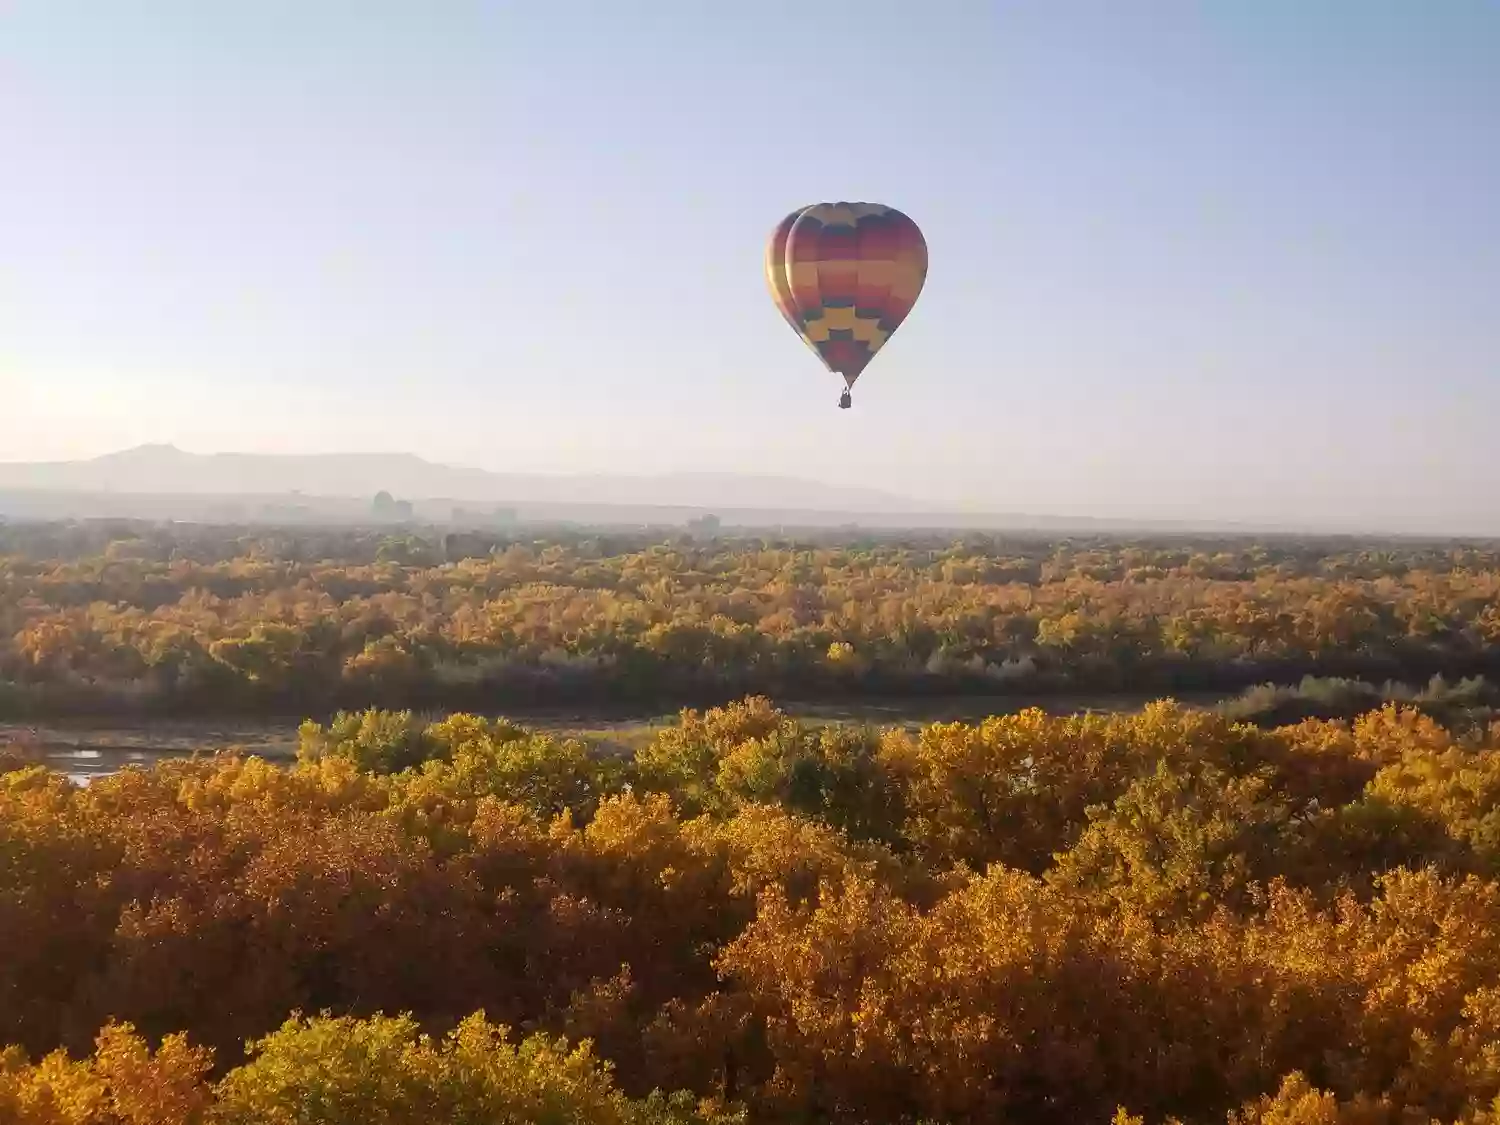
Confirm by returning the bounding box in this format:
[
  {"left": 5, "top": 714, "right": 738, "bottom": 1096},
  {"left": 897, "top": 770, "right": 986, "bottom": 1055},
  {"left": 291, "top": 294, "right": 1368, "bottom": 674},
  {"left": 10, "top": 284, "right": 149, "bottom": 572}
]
[{"left": 2, "top": 1, "right": 1497, "bottom": 528}]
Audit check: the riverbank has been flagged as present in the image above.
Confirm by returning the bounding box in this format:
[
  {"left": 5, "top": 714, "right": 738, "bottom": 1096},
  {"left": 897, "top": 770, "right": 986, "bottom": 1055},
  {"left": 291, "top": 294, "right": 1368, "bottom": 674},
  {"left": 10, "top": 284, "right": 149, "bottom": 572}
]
[
  {"left": 4, "top": 690, "right": 1234, "bottom": 781},
  {"left": 14, "top": 672, "right": 1495, "bottom": 782}
]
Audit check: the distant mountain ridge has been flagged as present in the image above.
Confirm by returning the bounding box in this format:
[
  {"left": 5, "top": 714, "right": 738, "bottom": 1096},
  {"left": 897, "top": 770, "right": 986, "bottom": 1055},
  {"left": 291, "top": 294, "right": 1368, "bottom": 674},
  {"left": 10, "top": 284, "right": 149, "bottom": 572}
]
[
  {"left": 2, "top": 446, "right": 1470, "bottom": 537},
  {"left": 0, "top": 444, "right": 934, "bottom": 513}
]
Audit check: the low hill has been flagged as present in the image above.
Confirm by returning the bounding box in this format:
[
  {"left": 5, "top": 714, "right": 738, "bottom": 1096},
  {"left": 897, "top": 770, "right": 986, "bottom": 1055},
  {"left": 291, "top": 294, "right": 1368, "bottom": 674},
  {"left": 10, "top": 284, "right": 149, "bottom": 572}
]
[{"left": 0, "top": 444, "right": 932, "bottom": 512}]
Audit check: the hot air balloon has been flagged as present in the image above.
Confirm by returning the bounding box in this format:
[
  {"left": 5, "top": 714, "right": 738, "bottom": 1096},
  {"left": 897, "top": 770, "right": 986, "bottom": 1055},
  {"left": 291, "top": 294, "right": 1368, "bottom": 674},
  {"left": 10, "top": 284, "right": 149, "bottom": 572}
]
[{"left": 764, "top": 201, "right": 928, "bottom": 409}]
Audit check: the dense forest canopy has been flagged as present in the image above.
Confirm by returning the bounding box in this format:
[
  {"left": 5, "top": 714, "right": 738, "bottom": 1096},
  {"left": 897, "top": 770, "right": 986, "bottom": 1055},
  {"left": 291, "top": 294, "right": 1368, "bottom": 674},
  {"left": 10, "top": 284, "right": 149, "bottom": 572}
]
[
  {"left": 8, "top": 695, "right": 1500, "bottom": 1123},
  {"left": 11, "top": 520, "right": 1500, "bottom": 1122},
  {"left": 5, "top": 520, "right": 1500, "bottom": 718}
]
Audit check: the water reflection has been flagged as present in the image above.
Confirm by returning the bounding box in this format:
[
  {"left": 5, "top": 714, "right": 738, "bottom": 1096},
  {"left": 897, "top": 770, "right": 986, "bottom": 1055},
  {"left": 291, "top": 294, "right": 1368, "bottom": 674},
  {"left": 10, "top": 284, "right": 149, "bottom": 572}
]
[{"left": 43, "top": 747, "right": 239, "bottom": 785}]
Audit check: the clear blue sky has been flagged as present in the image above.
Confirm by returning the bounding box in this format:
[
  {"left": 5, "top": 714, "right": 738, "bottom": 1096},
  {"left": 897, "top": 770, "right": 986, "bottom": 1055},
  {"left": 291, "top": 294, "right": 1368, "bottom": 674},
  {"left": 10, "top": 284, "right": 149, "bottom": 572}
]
[{"left": 2, "top": 1, "right": 1497, "bottom": 529}]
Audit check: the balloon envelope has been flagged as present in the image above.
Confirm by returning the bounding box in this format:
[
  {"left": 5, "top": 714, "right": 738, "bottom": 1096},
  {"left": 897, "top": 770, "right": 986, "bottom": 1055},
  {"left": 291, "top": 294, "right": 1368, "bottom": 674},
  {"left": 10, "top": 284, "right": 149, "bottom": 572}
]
[{"left": 764, "top": 201, "right": 928, "bottom": 389}]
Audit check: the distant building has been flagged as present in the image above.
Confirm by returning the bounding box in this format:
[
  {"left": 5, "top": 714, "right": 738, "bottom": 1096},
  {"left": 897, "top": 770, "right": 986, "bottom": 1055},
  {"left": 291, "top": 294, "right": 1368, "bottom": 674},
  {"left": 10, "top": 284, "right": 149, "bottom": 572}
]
[{"left": 686, "top": 513, "right": 721, "bottom": 540}]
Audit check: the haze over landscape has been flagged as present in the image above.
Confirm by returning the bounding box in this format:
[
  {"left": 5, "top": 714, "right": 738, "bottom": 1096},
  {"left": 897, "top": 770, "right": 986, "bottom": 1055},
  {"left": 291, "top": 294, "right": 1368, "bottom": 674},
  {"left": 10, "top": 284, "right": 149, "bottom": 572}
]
[
  {"left": 0, "top": 442, "right": 1478, "bottom": 534},
  {"left": 4, "top": 2, "right": 1498, "bottom": 533},
  {"left": 0, "top": 444, "right": 926, "bottom": 512},
  {"left": 0, "top": 443, "right": 1321, "bottom": 530},
  {"left": 12, "top": 6, "right": 1500, "bottom": 1122}
]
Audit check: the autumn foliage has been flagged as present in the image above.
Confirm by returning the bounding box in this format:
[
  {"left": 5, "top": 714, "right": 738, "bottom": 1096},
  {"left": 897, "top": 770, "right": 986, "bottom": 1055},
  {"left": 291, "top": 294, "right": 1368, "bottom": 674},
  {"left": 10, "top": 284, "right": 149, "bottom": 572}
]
[
  {"left": 8, "top": 691, "right": 1500, "bottom": 1122},
  {"left": 9, "top": 523, "right": 1500, "bottom": 717}
]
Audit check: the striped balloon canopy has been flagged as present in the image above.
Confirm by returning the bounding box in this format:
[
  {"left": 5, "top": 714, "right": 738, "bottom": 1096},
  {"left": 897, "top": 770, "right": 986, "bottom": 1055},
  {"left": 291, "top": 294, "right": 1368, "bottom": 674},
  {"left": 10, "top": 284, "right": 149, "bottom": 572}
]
[{"left": 764, "top": 201, "right": 928, "bottom": 400}]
